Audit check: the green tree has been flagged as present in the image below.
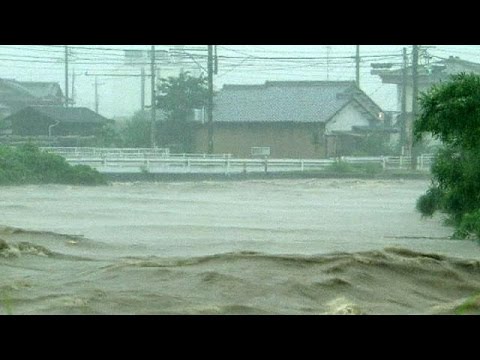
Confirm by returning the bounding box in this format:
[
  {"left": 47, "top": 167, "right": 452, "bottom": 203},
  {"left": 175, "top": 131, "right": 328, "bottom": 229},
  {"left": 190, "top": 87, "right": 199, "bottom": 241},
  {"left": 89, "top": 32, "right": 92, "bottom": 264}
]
[
  {"left": 155, "top": 72, "right": 208, "bottom": 152},
  {"left": 121, "top": 111, "right": 152, "bottom": 148},
  {"left": 414, "top": 73, "right": 480, "bottom": 240},
  {"left": 94, "top": 122, "right": 123, "bottom": 148}
]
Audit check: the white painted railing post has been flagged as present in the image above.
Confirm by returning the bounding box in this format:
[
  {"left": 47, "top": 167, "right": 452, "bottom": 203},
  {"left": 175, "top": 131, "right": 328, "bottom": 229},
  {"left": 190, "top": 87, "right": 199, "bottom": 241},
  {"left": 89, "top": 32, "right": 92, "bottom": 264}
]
[{"left": 301, "top": 160, "right": 305, "bottom": 172}]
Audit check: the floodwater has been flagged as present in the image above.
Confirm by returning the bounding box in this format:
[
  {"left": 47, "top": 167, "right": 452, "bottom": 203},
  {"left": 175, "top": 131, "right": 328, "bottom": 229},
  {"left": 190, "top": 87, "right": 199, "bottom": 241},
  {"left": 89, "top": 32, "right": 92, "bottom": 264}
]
[{"left": 1, "top": 179, "right": 480, "bottom": 315}]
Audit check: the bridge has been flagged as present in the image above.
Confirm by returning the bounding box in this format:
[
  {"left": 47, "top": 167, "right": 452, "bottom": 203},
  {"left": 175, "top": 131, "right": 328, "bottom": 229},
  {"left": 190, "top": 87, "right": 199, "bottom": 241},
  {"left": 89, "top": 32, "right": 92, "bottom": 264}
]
[{"left": 41, "top": 147, "right": 435, "bottom": 175}]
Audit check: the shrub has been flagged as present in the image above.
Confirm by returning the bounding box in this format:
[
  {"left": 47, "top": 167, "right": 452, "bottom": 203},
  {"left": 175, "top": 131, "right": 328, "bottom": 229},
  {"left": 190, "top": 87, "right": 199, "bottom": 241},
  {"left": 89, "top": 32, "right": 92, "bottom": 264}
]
[
  {"left": 416, "top": 187, "right": 443, "bottom": 217},
  {"left": 0, "top": 144, "right": 107, "bottom": 186},
  {"left": 327, "top": 160, "right": 355, "bottom": 173}
]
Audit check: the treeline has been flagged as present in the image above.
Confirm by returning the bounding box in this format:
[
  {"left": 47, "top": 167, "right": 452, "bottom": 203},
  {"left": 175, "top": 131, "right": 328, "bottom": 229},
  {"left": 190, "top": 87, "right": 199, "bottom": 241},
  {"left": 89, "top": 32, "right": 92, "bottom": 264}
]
[{"left": 0, "top": 144, "right": 106, "bottom": 186}]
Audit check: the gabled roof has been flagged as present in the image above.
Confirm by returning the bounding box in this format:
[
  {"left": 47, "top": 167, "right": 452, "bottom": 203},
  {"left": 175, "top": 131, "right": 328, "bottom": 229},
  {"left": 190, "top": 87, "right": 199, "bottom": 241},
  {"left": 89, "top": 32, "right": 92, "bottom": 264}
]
[
  {"left": 6, "top": 106, "right": 111, "bottom": 124},
  {"left": 0, "top": 78, "right": 64, "bottom": 102},
  {"left": 0, "top": 78, "right": 36, "bottom": 99},
  {"left": 18, "top": 82, "right": 63, "bottom": 99},
  {"left": 213, "top": 81, "right": 383, "bottom": 124}
]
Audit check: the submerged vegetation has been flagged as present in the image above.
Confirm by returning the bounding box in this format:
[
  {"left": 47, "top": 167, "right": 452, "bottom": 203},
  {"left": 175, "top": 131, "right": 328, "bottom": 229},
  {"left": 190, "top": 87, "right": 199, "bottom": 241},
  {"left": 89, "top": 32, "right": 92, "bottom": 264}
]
[
  {"left": 454, "top": 293, "right": 480, "bottom": 315},
  {"left": 325, "top": 160, "right": 384, "bottom": 176},
  {"left": 0, "top": 144, "right": 106, "bottom": 186},
  {"left": 415, "top": 73, "right": 480, "bottom": 240}
]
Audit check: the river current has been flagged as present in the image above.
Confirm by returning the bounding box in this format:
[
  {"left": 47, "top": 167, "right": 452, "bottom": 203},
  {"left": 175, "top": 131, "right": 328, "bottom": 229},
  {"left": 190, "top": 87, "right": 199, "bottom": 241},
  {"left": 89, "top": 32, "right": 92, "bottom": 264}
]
[{"left": 1, "top": 179, "right": 480, "bottom": 314}]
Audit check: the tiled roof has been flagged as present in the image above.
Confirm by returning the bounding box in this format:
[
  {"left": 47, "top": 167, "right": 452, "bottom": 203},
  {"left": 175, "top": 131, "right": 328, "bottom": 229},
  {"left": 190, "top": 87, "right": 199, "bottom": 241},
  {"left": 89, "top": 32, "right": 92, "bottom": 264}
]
[
  {"left": 18, "top": 82, "right": 63, "bottom": 99},
  {"left": 0, "top": 78, "right": 36, "bottom": 99},
  {"left": 214, "top": 81, "right": 382, "bottom": 123},
  {"left": 15, "top": 106, "right": 111, "bottom": 124}
]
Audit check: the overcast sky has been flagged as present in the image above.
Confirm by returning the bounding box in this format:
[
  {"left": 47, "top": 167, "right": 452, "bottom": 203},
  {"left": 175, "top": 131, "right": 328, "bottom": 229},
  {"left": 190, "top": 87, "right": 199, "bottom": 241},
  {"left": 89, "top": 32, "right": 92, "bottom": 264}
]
[{"left": 1, "top": 45, "right": 479, "bottom": 118}]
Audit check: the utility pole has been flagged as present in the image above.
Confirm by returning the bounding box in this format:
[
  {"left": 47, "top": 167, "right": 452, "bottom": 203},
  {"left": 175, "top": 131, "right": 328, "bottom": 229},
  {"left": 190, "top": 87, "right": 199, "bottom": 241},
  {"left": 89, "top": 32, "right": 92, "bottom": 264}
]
[
  {"left": 94, "top": 76, "right": 99, "bottom": 113},
  {"left": 326, "top": 46, "right": 332, "bottom": 81},
  {"left": 401, "top": 47, "right": 408, "bottom": 152},
  {"left": 356, "top": 45, "right": 360, "bottom": 88},
  {"left": 207, "top": 45, "right": 214, "bottom": 154},
  {"left": 214, "top": 45, "right": 218, "bottom": 75},
  {"left": 411, "top": 45, "right": 419, "bottom": 170},
  {"left": 150, "top": 46, "right": 156, "bottom": 148},
  {"left": 65, "top": 46, "right": 69, "bottom": 108},
  {"left": 141, "top": 67, "right": 145, "bottom": 112},
  {"left": 71, "top": 70, "right": 76, "bottom": 107},
  {"left": 93, "top": 76, "right": 106, "bottom": 114},
  {"left": 150, "top": 46, "right": 157, "bottom": 148}
]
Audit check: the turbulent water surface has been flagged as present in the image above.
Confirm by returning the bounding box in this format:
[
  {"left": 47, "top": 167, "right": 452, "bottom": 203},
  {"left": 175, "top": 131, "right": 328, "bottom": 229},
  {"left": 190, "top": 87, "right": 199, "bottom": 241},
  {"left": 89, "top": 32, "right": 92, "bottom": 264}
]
[{"left": 1, "top": 179, "right": 480, "bottom": 315}]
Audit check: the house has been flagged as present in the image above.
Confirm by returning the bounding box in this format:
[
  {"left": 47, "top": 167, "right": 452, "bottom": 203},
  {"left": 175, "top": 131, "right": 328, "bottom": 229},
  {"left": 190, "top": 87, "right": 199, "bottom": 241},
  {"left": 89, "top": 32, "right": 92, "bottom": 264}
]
[
  {"left": 373, "top": 56, "right": 480, "bottom": 149},
  {"left": 3, "top": 106, "right": 113, "bottom": 137},
  {"left": 193, "top": 81, "right": 388, "bottom": 158},
  {"left": 0, "top": 79, "right": 64, "bottom": 120},
  {"left": 373, "top": 56, "right": 480, "bottom": 113}
]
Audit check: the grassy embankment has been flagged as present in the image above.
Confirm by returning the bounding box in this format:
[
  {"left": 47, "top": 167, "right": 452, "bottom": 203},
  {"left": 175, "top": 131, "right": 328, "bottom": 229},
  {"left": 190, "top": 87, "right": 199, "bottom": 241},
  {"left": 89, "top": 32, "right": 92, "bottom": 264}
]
[{"left": 0, "top": 144, "right": 106, "bottom": 186}]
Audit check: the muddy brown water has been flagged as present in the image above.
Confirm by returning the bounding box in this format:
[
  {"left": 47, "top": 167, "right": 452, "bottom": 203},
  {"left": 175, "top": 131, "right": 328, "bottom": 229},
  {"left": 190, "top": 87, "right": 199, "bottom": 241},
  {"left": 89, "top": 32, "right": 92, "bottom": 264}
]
[{"left": 1, "top": 179, "right": 480, "bottom": 314}]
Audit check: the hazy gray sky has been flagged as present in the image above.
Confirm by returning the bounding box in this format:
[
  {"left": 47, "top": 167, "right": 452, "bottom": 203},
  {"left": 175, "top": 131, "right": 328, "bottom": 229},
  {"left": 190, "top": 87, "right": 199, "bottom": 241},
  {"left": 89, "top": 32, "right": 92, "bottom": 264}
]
[{"left": 1, "top": 45, "right": 479, "bottom": 118}]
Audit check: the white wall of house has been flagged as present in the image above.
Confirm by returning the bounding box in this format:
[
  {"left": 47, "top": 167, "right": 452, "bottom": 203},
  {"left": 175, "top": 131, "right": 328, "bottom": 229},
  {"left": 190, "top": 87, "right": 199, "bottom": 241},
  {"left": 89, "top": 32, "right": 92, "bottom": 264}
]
[
  {"left": 396, "top": 83, "right": 436, "bottom": 112},
  {"left": 325, "top": 103, "right": 371, "bottom": 134}
]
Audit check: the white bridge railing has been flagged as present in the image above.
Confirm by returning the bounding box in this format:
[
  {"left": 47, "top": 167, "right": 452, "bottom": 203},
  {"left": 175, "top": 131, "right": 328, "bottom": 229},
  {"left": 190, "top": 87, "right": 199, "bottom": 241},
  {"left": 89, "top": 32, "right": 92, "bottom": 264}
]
[{"left": 40, "top": 147, "right": 435, "bottom": 174}]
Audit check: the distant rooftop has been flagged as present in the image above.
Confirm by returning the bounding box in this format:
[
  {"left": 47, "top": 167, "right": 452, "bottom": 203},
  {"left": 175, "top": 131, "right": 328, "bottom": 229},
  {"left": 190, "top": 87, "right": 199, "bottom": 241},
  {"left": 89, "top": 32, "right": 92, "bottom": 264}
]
[
  {"left": 18, "top": 81, "right": 63, "bottom": 99},
  {"left": 0, "top": 78, "right": 64, "bottom": 101},
  {"left": 373, "top": 56, "right": 480, "bottom": 85},
  {"left": 9, "top": 106, "right": 112, "bottom": 124},
  {"left": 214, "top": 80, "right": 383, "bottom": 124}
]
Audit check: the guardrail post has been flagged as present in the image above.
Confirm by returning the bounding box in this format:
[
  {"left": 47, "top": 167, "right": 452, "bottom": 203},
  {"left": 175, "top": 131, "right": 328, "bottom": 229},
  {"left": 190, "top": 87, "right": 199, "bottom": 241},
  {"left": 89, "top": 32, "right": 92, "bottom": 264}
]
[
  {"left": 225, "top": 159, "right": 230, "bottom": 175},
  {"left": 382, "top": 156, "right": 386, "bottom": 170},
  {"left": 399, "top": 156, "right": 403, "bottom": 169},
  {"left": 264, "top": 157, "right": 268, "bottom": 174},
  {"left": 301, "top": 160, "right": 305, "bottom": 172}
]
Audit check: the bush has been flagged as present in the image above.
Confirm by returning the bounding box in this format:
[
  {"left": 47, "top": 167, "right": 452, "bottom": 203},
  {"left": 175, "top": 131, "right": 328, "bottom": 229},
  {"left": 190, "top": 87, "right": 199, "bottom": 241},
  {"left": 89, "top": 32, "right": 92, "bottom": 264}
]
[
  {"left": 416, "top": 187, "right": 443, "bottom": 217},
  {"left": 327, "top": 161, "right": 355, "bottom": 173},
  {"left": 0, "top": 144, "right": 107, "bottom": 186},
  {"left": 325, "top": 161, "right": 384, "bottom": 176},
  {"left": 454, "top": 210, "right": 480, "bottom": 240}
]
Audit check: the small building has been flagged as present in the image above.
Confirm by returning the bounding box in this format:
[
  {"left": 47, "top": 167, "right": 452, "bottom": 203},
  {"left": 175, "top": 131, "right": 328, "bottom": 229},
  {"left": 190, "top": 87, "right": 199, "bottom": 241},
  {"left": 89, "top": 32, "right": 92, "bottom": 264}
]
[
  {"left": 373, "top": 56, "right": 480, "bottom": 113},
  {"left": 373, "top": 56, "right": 480, "bottom": 150},
  {"left": 4, "top": 106, "right": 113, "bottom": 137},
  {"left": 0, "top": 79, "right": 65, "bottom": 120},
  {"left": 194, "top": 81, "right": 387, "bottom": 158}
]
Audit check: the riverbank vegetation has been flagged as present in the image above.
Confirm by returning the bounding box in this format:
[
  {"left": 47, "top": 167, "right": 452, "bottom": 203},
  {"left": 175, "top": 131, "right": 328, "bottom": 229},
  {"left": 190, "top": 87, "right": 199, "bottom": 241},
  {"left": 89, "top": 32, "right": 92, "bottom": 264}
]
[
  {"left": 0, "top": 144, "right": 106, "bottom": 186},
  {"left": 415, "top": 73, "right": 480, "bottom": 240}
]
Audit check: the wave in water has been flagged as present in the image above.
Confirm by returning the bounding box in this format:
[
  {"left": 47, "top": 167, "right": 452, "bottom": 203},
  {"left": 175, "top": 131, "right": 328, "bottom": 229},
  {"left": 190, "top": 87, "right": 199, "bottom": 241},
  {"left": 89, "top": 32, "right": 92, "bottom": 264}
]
[{"left": 2, "top": 226, "right": 480, "bottom": 315}]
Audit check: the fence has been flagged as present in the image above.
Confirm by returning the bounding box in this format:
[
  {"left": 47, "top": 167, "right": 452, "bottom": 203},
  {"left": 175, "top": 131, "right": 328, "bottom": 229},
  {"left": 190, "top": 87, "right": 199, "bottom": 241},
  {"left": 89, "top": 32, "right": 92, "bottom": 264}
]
[{"left": 40, "top": 147, "right": 435, "bottom": 174}]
